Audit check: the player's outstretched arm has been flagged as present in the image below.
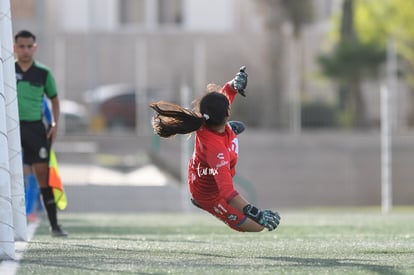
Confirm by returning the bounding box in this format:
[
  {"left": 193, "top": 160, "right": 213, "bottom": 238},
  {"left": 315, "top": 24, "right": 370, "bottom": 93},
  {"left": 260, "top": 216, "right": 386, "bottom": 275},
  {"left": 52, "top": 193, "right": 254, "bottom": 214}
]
[
  {"left": 229, "top": 194, "right": 281, "bottom": 232},
  {"left": 231, "top": 66, "right": 248, "bottom": 97}
]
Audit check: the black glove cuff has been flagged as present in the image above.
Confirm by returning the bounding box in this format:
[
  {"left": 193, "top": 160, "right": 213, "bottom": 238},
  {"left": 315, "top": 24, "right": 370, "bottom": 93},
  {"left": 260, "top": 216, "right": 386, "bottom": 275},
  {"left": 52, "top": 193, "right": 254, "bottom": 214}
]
[{"left": 243, "top": 204, "right": 261, "bottom": 221}]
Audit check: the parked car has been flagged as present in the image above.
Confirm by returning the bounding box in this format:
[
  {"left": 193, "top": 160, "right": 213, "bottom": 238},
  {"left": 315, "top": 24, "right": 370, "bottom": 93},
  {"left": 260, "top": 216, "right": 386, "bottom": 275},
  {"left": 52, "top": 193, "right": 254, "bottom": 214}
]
[
  {"left": 99, "top": 89, "right": 136, "bottom": 128},
  {"left": 83, "top": 83, "right": 168, "bottom": 130},
  {"left": 60, "top": 99, "right": 89, "bottom": 133},
  {"left": 84, "top": 84, "right": 135, "bottom": 129}
]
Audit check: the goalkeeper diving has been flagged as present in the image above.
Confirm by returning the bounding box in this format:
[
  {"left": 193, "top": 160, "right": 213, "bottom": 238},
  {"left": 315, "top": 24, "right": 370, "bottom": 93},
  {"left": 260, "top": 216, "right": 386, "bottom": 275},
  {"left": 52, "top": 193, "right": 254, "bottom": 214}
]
[{"left": 150, "top": 66, "right": 280, "bottom": 232}]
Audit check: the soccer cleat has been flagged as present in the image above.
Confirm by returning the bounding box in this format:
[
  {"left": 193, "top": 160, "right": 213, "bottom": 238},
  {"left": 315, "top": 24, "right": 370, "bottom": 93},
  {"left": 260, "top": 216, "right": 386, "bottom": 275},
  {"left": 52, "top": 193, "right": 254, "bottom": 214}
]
[
  {"left": 51, "top": 224, "right": 69, "bottom": 237},
  {"left": 228, "top": 121, "right": 245, "bottom": 135}
]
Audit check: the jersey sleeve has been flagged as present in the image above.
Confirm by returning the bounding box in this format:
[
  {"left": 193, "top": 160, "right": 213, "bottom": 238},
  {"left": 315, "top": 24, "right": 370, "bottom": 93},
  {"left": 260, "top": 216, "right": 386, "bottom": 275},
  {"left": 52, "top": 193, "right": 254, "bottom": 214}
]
[
  {"left": 205, "top": 143, "right": 238, "bottom": 202},
  {"left": 220, "top": 82, "right": 238, "bottom": 105},
  {"left": 45, "top": 70, "right": 58, "bottom": 99}
]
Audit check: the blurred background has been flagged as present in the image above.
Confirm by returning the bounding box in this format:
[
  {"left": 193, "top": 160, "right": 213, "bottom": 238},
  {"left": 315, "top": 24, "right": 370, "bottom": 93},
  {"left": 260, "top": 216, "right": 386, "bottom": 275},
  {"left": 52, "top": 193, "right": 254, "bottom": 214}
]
[{"left": 10, "top": 0, "right": 414, "bottom": 211}]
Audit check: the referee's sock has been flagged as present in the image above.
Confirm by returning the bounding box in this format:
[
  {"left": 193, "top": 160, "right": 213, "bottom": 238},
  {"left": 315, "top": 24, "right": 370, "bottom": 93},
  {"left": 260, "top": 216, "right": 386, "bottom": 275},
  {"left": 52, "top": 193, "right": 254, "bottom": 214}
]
[{"left": 41, "top": 187, "right": 58, "bottom": 229}]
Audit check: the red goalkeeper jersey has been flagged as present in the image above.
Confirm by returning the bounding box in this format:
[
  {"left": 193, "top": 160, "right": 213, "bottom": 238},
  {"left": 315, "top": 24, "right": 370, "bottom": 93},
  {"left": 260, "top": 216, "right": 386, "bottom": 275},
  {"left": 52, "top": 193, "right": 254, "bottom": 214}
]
[{"left": 188, "top": 82, "right": 239, "bottom": 203}]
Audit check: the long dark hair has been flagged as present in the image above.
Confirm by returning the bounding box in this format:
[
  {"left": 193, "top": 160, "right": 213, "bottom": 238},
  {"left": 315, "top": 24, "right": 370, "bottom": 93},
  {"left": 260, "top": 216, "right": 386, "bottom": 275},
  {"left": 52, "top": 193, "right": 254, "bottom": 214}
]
[{"left": 149, "top": 86, "right": 230, "bottom": 138}]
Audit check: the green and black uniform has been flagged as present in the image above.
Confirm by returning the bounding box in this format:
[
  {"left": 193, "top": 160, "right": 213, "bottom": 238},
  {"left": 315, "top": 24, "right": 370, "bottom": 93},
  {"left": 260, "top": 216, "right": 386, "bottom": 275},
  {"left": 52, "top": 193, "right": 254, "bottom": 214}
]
[
  {"left": 16, "top": 60, "right": 62, "bottom": 232},
  {"left": 16, "top": 61, "right": 57, "bottom": 165}
]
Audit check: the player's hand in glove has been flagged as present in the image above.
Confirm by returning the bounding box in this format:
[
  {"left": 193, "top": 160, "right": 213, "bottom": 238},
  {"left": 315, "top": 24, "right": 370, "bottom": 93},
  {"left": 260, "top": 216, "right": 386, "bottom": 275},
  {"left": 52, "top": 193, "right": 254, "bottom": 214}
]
[
  {"left": 259, "top": 210, "right": 280, "bottom": 231},
  {"left": 264, "top": 210, "right": 281, "bottom": 230},
  {"left": 228, "top": 121, "right": 245, "bottom": 135},
  {"left": 243, "top": 204, "right": 281, "bottom": 231},
  {"left": 231, "top": 66, "right": 248, "bottom": 97}
]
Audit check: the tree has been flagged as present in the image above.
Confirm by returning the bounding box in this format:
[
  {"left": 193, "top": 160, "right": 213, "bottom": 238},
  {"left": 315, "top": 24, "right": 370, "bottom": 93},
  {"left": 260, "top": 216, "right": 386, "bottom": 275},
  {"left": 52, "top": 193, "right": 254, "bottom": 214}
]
[
  {"left": 355, "top": 0, "right": 414, "bottom": 125},
  {"left": 318, "top": 0, "right": 385, "bottom": 127}
]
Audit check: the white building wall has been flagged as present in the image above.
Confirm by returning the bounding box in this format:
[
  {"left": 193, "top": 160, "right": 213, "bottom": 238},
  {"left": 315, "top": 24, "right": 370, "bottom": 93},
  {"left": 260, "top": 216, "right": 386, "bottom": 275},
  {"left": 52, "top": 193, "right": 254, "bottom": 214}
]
[
  {"left": 59, "top": 0, "right": 238, "bottom": 32},
  {"left": 60, "top": 0, "right": 118, "bottom": 31},
  {"left": 183, "top": 0, "right": 235, "bottom": 31}
]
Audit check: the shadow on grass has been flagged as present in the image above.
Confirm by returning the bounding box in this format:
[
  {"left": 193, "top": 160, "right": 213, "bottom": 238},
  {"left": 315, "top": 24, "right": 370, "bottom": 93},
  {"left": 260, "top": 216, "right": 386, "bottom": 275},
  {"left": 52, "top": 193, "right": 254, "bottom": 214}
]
[
  {"left": 36, "top": 222, "right": 224, "bottom": 236},
  {"left": 19, "top": 241, "right": 407, "bottom": 274},
  {"left": 19, "top": 242, "right": 237, "bottom": 274},
  {"left": 259, "top": 256, "right": 403, "bottom": 275}
]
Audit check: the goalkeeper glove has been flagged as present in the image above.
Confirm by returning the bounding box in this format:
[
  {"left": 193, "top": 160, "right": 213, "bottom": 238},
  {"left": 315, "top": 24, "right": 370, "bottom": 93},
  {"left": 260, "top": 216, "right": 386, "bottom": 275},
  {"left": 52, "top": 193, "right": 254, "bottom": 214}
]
[
  {"left": 243, "top": 204, "right": 280, "bottom": 231},
  {"left": 232, "top": 66, "right": 248, "bottom": 97},
  {"left": 228, "top": 121, "right": 245, "bottom": 135}
]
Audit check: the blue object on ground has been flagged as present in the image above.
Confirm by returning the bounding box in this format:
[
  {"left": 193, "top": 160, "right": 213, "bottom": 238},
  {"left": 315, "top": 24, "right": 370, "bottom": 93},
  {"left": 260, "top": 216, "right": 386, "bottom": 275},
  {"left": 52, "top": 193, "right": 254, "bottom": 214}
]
[{"left": 25, "top": 173, "right": 42, "bottom": 215}]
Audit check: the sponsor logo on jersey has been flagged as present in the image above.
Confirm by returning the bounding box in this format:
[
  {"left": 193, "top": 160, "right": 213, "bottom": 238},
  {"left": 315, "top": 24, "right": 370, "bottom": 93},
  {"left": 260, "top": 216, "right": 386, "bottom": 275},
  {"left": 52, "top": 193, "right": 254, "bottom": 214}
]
[
  {"left": 196, "top": 162, "right": 218, "bottom": 177},
  {"left": 227, "top": 214, "right": 238, "bottom": 221},
  {"left": 216, "top": 160, "right": 229, "bottom": 168}
]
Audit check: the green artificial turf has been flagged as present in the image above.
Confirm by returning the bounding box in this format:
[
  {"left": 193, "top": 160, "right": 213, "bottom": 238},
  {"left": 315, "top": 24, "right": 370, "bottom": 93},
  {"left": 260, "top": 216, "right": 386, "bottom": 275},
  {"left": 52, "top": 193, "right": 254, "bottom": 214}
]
[{"left": 15, "top": 208, "right": 414, "bottom": 274}]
